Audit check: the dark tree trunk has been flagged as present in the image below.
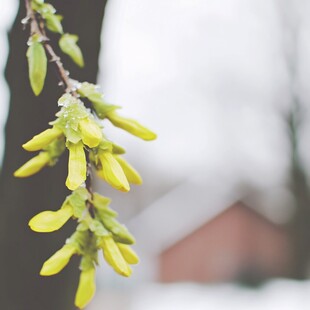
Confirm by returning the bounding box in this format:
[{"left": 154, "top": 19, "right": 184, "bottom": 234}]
[
  {"left": 288, "top": 103, "right": 310, "bottom": 279},
  {"left": 0, "top": 0, "right": 107, "bottom": 309}
]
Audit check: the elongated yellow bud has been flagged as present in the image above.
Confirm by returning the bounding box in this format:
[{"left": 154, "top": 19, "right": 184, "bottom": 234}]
[
  {"left": 23, "top": 127, "right": 63, "bottom": 151},
  {"left": 107, "top": 111, "right": 156, "bottom": 141},
  {"left": 78, "top": 118, "right": 102, "bottom": 148},
  {"left": 66, "top": 141, "right": 87, "bottom": 190},
  {"left": 40, "top": 244, "right": 76, "bottom": 276},
  {"left": 97, "top": 152, "right": 130, "bottom": 192},
  {"left": 114, "top": 155, "right": 142, "bottom": 185},
  {"left": 29, "top": 204, "right": 73, "bottom": 232},
  {"left": 14, "top": 152, "right": 50, "bottom": 178},
  {"left": 117, "top": 243, "right": 139, "bottom": 265},
  {"left": 75, "top": 268, "right": 96, "bottom": 309},
  {"left": 101, "top": 236, "right": 132, "bottom": 277}
]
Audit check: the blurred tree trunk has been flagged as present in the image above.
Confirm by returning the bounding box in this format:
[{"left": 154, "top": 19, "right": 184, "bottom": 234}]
[
  {"left": 288, "top": 103, "right": 310, "bottom": 279},
  {"left": 0, "top": 0, "right": 107, "bottom": 309}
]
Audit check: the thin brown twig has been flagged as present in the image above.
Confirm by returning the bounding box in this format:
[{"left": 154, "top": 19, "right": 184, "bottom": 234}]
[
  {"left": 24, "top": 0, "right": 94, "bottom": 210},
  {"left": 24, "top": 0, "right": 77, "bottom": 95}
]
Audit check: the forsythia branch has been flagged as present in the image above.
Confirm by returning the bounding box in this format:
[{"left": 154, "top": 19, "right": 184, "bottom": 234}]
[{"left": 17, "top": 0, "right": 157, "bottom": 309}]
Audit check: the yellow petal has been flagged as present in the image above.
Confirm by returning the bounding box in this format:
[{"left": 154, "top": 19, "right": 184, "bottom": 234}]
[
  {"left": 40, "top": 244, "right": 76, "bottom": 276},
  {"left": 23, "top": 127, "right": 63, "bottom": 151},
  {"left": 75, "top": 268, "right": 96, "bottom": 309},
  {"left": 101, "top": 236, "right": 132, "bottom": 277},
  {"left": 78, "top": 118, "right": 102, "bottom": 148},
  {"left": 14, "top": 152, "right": 50, "bottom": 178},
  {"left": 29, "top": 205, "right": 73, "bottom": 232},
  {"left": 97, "top": 152, "right": 130, "bottom": 192},
  {"left": 66, "top": 141, "right": 87, "bottom": 190},
  {"left": 114, "top": 155, "right": 142, "bottom": 185},
  {"left": 107, "top": 111, "right": 157, "bottom": 141},
  {"left": 117, "top": 243, "right": 139, "bottom": 265}
]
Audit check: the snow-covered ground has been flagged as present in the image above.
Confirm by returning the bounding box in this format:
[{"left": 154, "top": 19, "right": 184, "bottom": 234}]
[{"left": 90, "top": 280, "right": 310, "bottom": 310}]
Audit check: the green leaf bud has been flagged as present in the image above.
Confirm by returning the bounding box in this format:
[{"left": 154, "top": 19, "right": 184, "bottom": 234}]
[
  {"left": 59, "top": 34, "right": 84, "bottom": 67},
  {"left": 99, "top": 215, "right": 135, "bottom": 245},
  {"left": 27, "top": 34, "right": 47, "bottom": 96},
  {"left": 66, "top": 187, "right": 90, "bottom": 218},
  {"left": 45, "top": 14, "right": 63, "bottom": 34}
]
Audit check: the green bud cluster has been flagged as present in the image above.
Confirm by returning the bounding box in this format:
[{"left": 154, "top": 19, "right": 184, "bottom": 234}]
[
  {"left": 29, "top": 187, "right": 139, "bottom": 300},
  {"left": 18, "top": 0, "right": 157, "bottom": 308},
  {"left": 30, "top": 188, "right": 138, "bottom": 308}
]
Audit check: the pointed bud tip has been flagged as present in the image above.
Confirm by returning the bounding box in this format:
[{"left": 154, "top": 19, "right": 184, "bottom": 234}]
[
  {"left": 65, "top": 179, "right": 81, "bottom": 191},
  {"left": 119, "top": 184, "right": 130, "bottom": 192},
  {"left": 32, "top": 86, "right": 42, "bottom": 96},
  {"left": 144, "top": 132, "right": 157, "bottom": 141}
]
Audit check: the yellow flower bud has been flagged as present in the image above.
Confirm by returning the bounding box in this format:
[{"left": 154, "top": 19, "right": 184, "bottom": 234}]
[
  {"left": 97, "top": 152, "right": 130, "bottom": 192},
  {"left": 114, "top": 155, "right": 142, "bottom": 185},
  {"left": 40, "top": 244, "right": 76, "bottom": 276},
  {"left": 107, "top": 111, "right": 156, "bottom": 141},
  {"left": 78, "top": 118, "right": 102, "bottom": 148},
  {"left": 75, "top": 268, "right": 96, "bottom": 309},
  {"left": 66, "top": 141, "right": 87, "bottom": 190},
  {"left": 14, "top": 152, "right": 50, "bottom": 178},
  {"left": 22, "top": 127, "right": 63, "bottom": 151},
  {"left": 101, "top": 235, "right": 132, "bottom": 277},
  {"left": 116, "top": 243, "right": 139, "bottom": 265},
  {"left": 29, "top": 204, "right": 73, "bottom": 233}
]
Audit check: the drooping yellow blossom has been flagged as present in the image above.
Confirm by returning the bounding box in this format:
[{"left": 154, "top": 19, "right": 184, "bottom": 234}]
[
  {"left": 97, "top": 151, "right": 130, "bottom": 192},
  {"left": 114, "top": 155, "right": 142, "bottom": 185},
  {"left": 116, "top": 243, "right": 139, "bottom": 265},
  {"left": 14, "top": 152, "right": 50, "bottom": 178},
  {"left": 106, "top": 111, "right": 157, "bottom": 141},
  {"left": 75, "top": 268, "right": 96, "bottom": 309},
  {"left": 101, "top": 235, "right": 132, "bottom": 277},
  {"left": 29, "top": 204, "right": 73, "bottom": 232},
  {"left": 40, "top": 244, "right": 76, "bottom": 276},
  {"left": 22, "top": 126, "right": 63, "bottom": 151},
  {"left": 66, "top": 141, "right": 87, "bottom": 190},
  {"left": 78, "top": 118, "right": 102, "bottom": 148}
]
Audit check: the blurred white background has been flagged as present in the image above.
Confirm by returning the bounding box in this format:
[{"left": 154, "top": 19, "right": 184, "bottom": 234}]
[
  {"left": 0, "top": 0, "right": 18, "bottom": 161},
  {"left": 3, "top": 0, "right": 310, "bottom": 309},
  {"left": 93, "top": 0, "right": 310, "bottom": 308}
]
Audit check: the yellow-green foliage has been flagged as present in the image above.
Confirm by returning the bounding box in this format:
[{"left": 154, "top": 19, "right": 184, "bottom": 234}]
[{"left": 18, "top": 0, "right": 156, "bottom": 308}]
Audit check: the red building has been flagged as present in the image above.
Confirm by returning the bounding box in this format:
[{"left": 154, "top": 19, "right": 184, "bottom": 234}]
[
  {"left": 159, "top": 202, "right": 292, "bottom": 283},
  {"left": 129, "top": 181, "right": 293, "bottom": 284}
]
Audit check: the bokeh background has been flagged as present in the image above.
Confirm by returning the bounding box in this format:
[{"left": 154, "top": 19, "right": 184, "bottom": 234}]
[{"left": 3, "top": 0, "right": 310, "bottom": 309}]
